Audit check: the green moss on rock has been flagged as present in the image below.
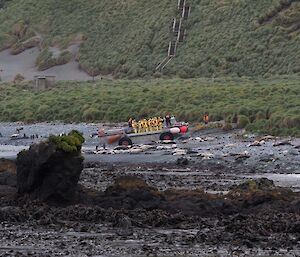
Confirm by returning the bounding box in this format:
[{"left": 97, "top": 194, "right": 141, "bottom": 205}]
[{"left": 48, "top": 130, "right": 85, "bottom": 153}]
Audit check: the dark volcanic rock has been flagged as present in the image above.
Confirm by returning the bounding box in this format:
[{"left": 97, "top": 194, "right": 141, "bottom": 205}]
[
  {"left": 0, "top": 171, "right": 17, "bottom": 187},
  {"left": 102, "top": 176, "right": 164, "bottom": 210},
  {"left": 176, "top": 157, "right": 189, "bottom": 166},
  {"left": 229, "top": 178, "right": 276, "bottom": 192},
  {"left": 16, "top": 140, "right": 83, "bottom": 203},
  {"left": 0, "top": 159, "right": 17, "bottom": 187},
  {"left": 227, "top": 178, "right": 297, "bottom": 212}
]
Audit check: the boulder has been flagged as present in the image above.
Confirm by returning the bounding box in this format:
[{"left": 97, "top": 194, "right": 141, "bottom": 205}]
[
  {"left": 230, "top": 178, "right": 276, "bottom": 192},
  {"left": 102, "top": 176, "right": 164, "bottom": 210},
  {"left": 176, "top": 157, "right": 189, "bottom": 166},
  {"left": 0, "top": 172, "right": 17, "bottom": 187},
  {"left": 228, "top": 178, "right": 295, "bottom": 205},
  {"left": 16, "top": 131, "right": 84, "bottom": 203}
]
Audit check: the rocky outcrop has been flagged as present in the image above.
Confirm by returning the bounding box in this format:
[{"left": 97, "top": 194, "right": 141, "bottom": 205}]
[
  {"left": 176, "top": 157, "right": 189, "bottom": 166},
  {"left": 101, "top": 176, "right": 164, "bottom": 210},
  {"left": 16, "top": 131, "right": 84, "bottom": 203},
  {"left": 228, "top": 178, "right": 296, "bottom": 210},
  {"left": 0, "top": 172, "right": 17, "bottom": 187},
  {"left": 84, "top": 176, "right": 299, "bottom": 217}
]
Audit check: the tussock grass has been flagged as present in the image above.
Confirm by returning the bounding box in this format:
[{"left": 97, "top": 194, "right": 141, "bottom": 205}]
[{"left": 0, "top": 77, "right": 299, "bottom": 136}]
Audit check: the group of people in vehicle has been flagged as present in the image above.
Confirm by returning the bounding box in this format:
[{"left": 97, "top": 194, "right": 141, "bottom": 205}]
[
  {"left": 128, "top": 117, "right": 164, "bottom": 133},
  {"left": 127, "top": 112, "right": 209, "bottom": 134},
  {"left": 128, "top": 113, "right": 178, "bottom": 134}
]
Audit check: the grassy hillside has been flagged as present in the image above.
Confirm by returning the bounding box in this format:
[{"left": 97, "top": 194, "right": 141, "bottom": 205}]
[
  {"left": 0, "top": 78, "right": 299, "bottom": 136},
  {"left": 1, "top": 0, "right": 300, "bottom": 78}
]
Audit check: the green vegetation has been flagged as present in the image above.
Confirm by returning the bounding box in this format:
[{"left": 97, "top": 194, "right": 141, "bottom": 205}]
[
  {"left": 35, "top": 48, "right": 56, "bottom": 71},
  {"left": 237, "top": 115, "right": 251, "bottom": 129},
  {"left": 228, "top": 178, "right": 295, "bottom": 202},
  {"left": 0, "top": 77, "right": 299, "bottom": 136},
  {"left": 0, "top": 0, "right": 12, "bottom": 9},
  {"left": 48, "top": 130, "right": 85, "bottom": 153},
  {"left": 35, "top": 48, "right": 73, "bottom": 71},
  {"left": 13, "top": 73, "right": 25, "bottom": 83},
  {"left": 1, "top": 0, "right": 300, "bottom": 77},
  {"left": 56, "top": 50, "right": 73, "bottom": 66}
]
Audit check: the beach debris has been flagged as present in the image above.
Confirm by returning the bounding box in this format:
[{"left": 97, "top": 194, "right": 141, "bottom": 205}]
[
  {"left": 273, "top": 140, "right": 292, "bottom": 147},
  {"left": 259, "top": 135, "right": 275, "bottom": 141},
  {"left": 248, "top": 140, "right": 265, "bottom": 147},
  {"left": 173, "top": 148, "right": 187, "bottom": 156}
]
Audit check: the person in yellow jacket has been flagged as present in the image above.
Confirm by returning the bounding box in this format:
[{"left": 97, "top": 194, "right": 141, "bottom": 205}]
[
  {"left": 142, "top": 119, "right": 148, "bottom": 132},
  {"left": 132, "top": 119, "right": 138, "bottom": 133},
  {"left": 138, "top": 120, "right": 143, "bottom": 133},
  {"left": 158, "top": 117, "right": 164, "bottom": 130},
  {"left": 148, "top": 118, "right": 154, "bottom": 131},
  {"left": 153, "top": 117, "right": 159, "bottom": 131}
]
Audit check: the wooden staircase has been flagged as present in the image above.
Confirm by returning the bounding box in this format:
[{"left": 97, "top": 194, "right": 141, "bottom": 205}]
[
  {"left": 156, "top": 56, "right": 174, "bottom": 71},
  {"left": 156, "top": 41, "right": 177, "bottom": 71},
  {"left": 156, "top": 0, "right": 191, "bottom": 71}
]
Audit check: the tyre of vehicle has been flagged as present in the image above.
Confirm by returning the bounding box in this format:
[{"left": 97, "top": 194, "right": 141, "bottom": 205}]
[
  {"left": 118, "top": 137, "right": 133, "bottom": 146},
  {"left": 159, "top": 132, "right": 174, "bottom": 141}
]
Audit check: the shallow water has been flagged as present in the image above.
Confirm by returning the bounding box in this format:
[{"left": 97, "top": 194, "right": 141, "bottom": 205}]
[
  {"left": 0, "top": 145, "right": 28, "bottom": 158},
  {"left": 243, "top": 173, "right": 300, "bottom": 191}
]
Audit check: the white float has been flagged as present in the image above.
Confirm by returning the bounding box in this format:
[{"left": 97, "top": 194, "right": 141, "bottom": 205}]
[{"left": 169, "top": 127, "right": 180, "bottom": 134}]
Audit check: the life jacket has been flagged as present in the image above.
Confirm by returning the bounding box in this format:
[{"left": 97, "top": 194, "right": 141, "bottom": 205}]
[
  {"left": 143, "top": 119, "right": 148, "bottom": 128},
  {"left": 158, "top": 117, "right": 163, "bottom": 125},
  {"left": 139, "top": 121, "right": 143, "bottom": 128},
  {"left": 132, "top": 120, "right": 137, "bottom": 128},
  {"left": 148, "top": 118, "right": 153, "bottom": 127}
]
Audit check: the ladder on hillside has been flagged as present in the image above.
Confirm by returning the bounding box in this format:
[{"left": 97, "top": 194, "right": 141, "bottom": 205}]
[
  {"left": 156, "top": 41, "right": 177, "bottom": 71},
  {"left": 178, "top": 0, "right": 186, "bottom": 12},
  {"left": 178, "top": 29, "right": 187, "bottom": 42},
  {"left": 156, "top": 0, "right": 191, "bottom": 72},
  {"left": 156, "top": 56, "right": 174, "bottom": 71},
  {"left": 182, "top": 4, "right": 191, "bottom": 19},
  {"left": 173, "top": 18, "right": 182, "bottom": 40}
]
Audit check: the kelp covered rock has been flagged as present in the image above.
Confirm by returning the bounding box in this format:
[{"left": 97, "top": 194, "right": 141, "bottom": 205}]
[{"left": 16, "top": 130, "right": 84, "bottom": 203}]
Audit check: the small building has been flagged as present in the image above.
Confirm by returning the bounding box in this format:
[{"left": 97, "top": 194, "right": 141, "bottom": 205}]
[{"left": 33, "top": 75, "right": 56, "bottom": 90}]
